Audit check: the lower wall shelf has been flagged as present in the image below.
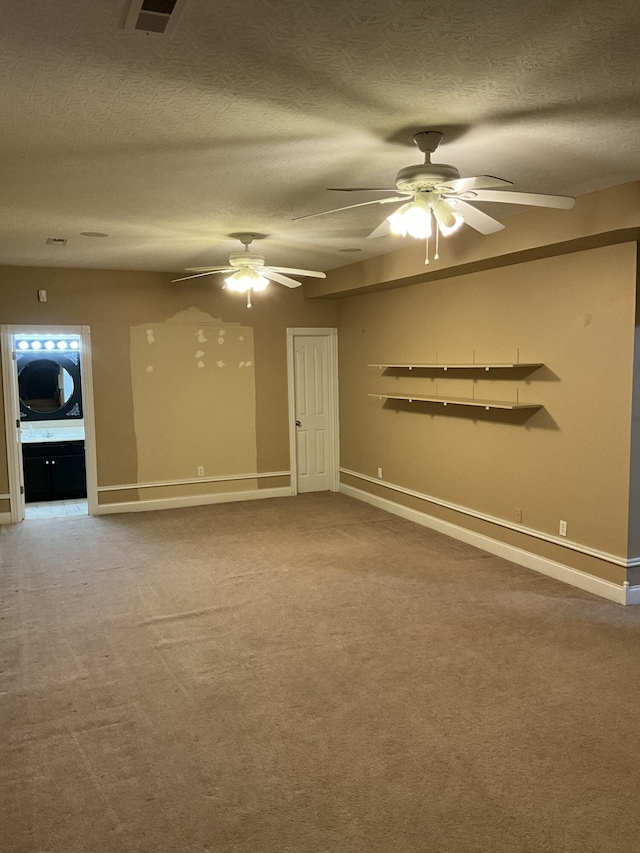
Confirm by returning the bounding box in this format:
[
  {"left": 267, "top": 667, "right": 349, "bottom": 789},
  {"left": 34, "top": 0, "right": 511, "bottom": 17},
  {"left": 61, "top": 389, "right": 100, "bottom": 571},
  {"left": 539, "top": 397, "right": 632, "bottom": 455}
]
[{"left": 369, "top": 393, "right": 542, "bottom": 411}]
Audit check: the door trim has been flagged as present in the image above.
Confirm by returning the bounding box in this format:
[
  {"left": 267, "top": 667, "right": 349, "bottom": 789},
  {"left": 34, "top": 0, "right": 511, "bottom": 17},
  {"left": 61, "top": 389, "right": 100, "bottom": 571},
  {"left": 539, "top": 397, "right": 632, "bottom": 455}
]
[
  {"left": 1, "top": 324, "right": 98, "bottom": 522},
  {"left": 286, "top": 328, "right": 339, "bottom": 495}
]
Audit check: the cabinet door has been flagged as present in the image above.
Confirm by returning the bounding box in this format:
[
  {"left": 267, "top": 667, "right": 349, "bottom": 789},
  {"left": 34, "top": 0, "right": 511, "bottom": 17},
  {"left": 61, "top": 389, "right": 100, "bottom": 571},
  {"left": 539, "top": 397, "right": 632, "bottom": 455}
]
[
  {"left": 50, "top": 453, "right": 87, "bottom": 499},
  {"left": 23, "top": 456, "right": 52, "bottom": 502}
]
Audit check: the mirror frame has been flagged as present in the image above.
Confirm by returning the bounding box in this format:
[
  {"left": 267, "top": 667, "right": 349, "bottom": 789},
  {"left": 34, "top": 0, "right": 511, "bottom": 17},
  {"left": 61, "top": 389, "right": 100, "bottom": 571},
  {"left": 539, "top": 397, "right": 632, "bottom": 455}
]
[{"left": 17, "top": 351, "right": 83, "bottom": 422}]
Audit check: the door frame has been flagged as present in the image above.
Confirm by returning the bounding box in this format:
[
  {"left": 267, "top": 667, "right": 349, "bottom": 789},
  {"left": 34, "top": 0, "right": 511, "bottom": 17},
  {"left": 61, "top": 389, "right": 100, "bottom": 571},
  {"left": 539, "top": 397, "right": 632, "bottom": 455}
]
[
  {"left": 286, "top": 327, "right": 339, "bottom": 495},
  {"left": 1, "top": 324, "right": 98, "bottom": 522}
]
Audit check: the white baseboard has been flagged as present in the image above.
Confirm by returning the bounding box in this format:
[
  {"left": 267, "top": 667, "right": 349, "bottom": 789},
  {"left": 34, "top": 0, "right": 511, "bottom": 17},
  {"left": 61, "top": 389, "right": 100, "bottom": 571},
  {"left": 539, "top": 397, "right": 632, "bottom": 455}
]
[
  {"left": 625, "top": 583, "right": 640, "bottom": 606},
  {"left": 95, "top": 485, "right": 293, "bottom": 515},
  {"left": 340, "top": 482, "right": 635, "bottom": 606}
]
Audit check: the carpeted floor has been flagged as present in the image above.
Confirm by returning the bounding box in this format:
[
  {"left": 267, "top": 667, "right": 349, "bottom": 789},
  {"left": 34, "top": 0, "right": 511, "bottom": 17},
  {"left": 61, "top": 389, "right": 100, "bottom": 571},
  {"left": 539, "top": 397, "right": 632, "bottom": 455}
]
[{"left": 1, "top": 492, "right": 640, "bottom": 852}]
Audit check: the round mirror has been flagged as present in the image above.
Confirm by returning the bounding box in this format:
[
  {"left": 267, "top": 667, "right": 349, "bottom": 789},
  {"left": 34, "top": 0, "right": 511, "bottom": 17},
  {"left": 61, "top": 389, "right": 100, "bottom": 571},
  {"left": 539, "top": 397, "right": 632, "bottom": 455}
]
[{"left": 18, "top": 359, "right": 75, "bottom": 413}]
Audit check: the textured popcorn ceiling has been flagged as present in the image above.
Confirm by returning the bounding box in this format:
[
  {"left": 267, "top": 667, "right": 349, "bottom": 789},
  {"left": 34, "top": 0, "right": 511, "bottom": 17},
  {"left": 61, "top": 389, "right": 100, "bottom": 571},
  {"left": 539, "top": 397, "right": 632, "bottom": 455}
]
[{"left": 0, "top": 0, "right": 638, "bottom": 275}]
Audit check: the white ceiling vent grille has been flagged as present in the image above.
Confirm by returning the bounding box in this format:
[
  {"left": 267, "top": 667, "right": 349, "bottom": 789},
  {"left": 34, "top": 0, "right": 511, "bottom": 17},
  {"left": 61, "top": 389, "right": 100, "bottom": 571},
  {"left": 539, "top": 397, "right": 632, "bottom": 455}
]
[{"left": 122, "top": 0, "right": 188, "bottom": 36}]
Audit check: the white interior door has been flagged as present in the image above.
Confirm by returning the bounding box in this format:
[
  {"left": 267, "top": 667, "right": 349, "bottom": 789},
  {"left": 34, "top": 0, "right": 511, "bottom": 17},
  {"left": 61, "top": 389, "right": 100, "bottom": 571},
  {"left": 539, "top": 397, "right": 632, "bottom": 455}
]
[{"left": 289, "top": 330, "right": 338, "bottom": 494}]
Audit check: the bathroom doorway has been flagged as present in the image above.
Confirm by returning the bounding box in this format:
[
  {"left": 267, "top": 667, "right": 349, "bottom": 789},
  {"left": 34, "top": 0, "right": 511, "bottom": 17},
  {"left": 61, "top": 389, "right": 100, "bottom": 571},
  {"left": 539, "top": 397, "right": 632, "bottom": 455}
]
[{"left": 1, "top": 325, "right": 98, "bottom": 523}]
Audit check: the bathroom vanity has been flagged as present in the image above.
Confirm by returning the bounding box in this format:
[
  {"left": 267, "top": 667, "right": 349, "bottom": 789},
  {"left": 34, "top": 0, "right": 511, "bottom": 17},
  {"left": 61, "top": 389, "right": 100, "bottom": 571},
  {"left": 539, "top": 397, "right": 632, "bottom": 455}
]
[{"left": 22, "top": 439, "right": 87, "bottom": 502}]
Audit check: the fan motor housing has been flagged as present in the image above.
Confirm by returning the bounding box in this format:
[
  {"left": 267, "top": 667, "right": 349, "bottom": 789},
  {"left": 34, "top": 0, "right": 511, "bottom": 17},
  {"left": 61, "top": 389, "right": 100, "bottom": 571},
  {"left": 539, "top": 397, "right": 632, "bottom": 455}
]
[
  {"left": 229, "top": 251, "right": 265, "bottom": 268},
  {"left": 395, "top": 162, "right": 460, "bottom": 192}
]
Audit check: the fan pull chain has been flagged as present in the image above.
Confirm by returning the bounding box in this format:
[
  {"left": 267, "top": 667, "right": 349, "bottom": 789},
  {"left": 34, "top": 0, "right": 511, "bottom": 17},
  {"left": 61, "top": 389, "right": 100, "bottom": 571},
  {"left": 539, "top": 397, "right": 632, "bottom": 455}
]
[
  {"left": 434, "top": 226, "right": 440, "bottom": 260},
  {"left": 247, "top": 290, "right": 252, "bottom": 308},
  {"left": 425, "top": 234, "right": 429, "bottom": 265}
]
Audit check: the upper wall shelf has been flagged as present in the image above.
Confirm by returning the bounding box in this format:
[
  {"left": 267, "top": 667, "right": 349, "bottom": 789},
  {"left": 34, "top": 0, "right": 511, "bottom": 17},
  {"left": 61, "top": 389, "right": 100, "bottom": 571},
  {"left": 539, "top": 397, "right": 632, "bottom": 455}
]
[{"left": 369, "top": 362, "right": 543, "bottom": 371}]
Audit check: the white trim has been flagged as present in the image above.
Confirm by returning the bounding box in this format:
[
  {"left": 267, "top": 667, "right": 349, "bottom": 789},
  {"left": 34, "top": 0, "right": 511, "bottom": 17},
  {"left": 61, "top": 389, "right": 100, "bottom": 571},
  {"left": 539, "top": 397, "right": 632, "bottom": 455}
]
[
  {"left": 98, "top": 470, "right": 290, "bottom": 492},
  {"left": 79, "top": 326, "right": 98, "bottom": 517},
  {"left": 627, "top": 557, "right": 640, "bottom": 569},
  {"left": 287, "top": 327, "right": 338, "bottom": 337},
  {"left": 286, "top": 332, "right": 297, "bottom": 495},
  {"left": 624, "top": 583, "right": 640, "bottom": 606},
  {"left": 95, "top": 485, "right": 293, "bottom": 515},
  {"left": 341, "top": 482, "right": 633, "bottom": 605},
  {"left": 287, "top": 328, "right": 339, "bottom": 494},
  {"left": 340, "top": 467, "right": 626, "bottom": 568},
  {"left": 1, "top": 326, "right": 25, "bottom": 523},
  {"left": 0, "top": 493, "right": 10, "bottom": 500}
]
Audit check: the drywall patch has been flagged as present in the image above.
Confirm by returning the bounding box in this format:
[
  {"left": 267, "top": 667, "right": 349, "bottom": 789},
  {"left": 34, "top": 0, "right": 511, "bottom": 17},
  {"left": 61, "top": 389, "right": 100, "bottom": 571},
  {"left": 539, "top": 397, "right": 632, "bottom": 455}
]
[{"left": 130, "top": 308, "right": 257, "bottom": 487}]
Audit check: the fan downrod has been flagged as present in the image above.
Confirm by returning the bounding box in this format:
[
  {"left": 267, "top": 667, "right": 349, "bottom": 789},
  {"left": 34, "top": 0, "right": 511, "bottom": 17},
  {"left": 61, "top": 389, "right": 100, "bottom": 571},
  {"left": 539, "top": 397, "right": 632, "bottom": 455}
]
[
  {"left": 237, "top": 233, "right": 256, "bottom": 250},
  {"left": 395, "top": 130, "right": 459, "bottom": 192}
]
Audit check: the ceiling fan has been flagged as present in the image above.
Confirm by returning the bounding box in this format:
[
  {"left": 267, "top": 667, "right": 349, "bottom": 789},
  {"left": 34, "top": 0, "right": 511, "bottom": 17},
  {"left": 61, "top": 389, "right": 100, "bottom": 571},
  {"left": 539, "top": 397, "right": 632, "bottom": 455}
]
[
  {"left": 173, "top": 234, "right": 326, "bottom": 307},
  {"left": 295, "top": 130, "right": 576, "bottom": 263}
]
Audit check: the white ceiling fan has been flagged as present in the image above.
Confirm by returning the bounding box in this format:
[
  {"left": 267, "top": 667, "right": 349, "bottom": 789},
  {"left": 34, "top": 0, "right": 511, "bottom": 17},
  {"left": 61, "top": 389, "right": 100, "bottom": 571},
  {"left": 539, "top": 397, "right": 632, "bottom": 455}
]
[
  {"left": 173, "top": 233, "right": 326, "bottom": 306},
  {"left": 295, "top": 130, "right": 576, "bottom": 263}
]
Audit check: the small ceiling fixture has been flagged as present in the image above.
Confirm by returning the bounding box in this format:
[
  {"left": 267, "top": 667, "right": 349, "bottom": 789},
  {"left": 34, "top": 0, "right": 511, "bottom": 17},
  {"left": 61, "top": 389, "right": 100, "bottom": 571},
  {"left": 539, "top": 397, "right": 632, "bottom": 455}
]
[
  {"left": 296, "top": 130, "right": 576, "bottom": 264},
  {"left": 173, "top": 234, "right": 326, "bottom": 308}
]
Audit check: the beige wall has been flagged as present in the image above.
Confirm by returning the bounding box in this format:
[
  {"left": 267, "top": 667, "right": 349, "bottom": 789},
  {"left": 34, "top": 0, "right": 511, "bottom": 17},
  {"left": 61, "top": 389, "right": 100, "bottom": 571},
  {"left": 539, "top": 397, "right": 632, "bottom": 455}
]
[
  {"left": 336, "top": 241, "right": 638, "bottom": 582},
  {"left": 628, "top": 244, "right": 640, "bottom": 567},
  {"left": 0, "top": 267, "right": 337, "bottom": 506}
]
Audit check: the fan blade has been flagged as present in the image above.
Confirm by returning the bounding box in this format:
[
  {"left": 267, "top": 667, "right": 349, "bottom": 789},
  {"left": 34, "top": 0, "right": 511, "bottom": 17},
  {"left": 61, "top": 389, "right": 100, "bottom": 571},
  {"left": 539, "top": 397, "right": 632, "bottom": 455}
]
[
  {"left": 269, "top": 266, "right": 326, "bottom": 278},
  {"left": 450, "top": 200, "right": 505, "bottom": 234},
  {"left": 457, "top": 189, "right": 576, "bottom": 209},
  {"left": 367, "top": 217, "right": 392, "bottom": 239},
  {"left": 185, "top": 266, "right": 233, "bottom": 273},
  {"left": 293, "top": 195, "right": 408, "bottom": 221},
  {"left": 327, "top": 187, "right": 401, "bottom": 193},
  {"left": 263, "top": 270, "right": 302, "bottom": 288},
  {"left": 172, "top": 270, "right": 225, "bottom": 282},
  {"left": 439, "top": 175, "right": 513, "bottom": 192}
]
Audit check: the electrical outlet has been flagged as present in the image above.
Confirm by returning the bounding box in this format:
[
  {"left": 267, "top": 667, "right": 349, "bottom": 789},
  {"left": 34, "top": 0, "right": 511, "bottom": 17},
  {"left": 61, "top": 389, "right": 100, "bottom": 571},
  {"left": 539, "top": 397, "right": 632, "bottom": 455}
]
[
  {"left": 197, "top": 466, "right": 204, "bottom": 477},
  {"left": 515, "top": 508, "right": 522, "bottom": 523},
  {"left": 559, "top": 520, "right": 567, "bottom": 536},
  {"left": 377, "top": 467, "right": 383, "bottom": 479}
]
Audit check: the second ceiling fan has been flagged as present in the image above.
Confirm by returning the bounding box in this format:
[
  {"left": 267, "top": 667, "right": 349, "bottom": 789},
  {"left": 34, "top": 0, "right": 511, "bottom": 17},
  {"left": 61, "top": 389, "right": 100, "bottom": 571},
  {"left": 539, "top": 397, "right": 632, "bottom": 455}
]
[{"left": 174, "top": 234, "right": 326, "bottom": 306}]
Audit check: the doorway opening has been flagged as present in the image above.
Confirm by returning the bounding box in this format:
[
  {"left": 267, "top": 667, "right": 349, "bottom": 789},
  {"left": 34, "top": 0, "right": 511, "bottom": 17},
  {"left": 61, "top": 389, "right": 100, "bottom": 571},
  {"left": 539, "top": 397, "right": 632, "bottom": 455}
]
[{"left": 1, "top": 325, "right": 98, "bottom": 524}]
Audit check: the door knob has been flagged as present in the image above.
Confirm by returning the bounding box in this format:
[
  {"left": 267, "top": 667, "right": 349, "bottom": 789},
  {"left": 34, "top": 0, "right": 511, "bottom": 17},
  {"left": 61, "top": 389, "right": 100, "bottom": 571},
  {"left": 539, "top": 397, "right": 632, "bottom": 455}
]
[{"left": 295, "top": 420, "right": 301, "bottom": 427}]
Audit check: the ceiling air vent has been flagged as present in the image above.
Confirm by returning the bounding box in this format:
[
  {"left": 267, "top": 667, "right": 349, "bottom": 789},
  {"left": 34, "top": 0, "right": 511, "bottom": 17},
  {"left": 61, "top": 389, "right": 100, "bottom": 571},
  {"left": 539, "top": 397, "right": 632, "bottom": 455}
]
[{"left": 122, "top": 0, "right": 188, "bottom": 36}]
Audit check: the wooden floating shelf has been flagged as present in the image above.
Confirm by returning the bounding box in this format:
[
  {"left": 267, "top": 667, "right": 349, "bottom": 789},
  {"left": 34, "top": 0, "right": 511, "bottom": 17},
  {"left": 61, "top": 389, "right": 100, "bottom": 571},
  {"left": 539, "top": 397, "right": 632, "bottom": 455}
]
[
  {"left": 369, "top": 363, "right": 543, "bottom": 371},
  {"left": 369, "top": 393, "right": 542, "bottom": 411}
]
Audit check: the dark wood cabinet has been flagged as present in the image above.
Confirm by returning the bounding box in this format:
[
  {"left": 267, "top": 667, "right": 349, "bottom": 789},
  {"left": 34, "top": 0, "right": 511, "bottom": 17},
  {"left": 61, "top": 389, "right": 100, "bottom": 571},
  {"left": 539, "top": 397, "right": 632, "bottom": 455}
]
[{"left": 22, "top": 441, "right": 86, "bottom": 502}]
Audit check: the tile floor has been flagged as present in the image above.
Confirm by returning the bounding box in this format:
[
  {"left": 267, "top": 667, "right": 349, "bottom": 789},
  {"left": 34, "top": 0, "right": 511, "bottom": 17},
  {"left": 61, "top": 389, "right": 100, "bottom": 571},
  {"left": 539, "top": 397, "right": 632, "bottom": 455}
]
[{"left": 25, "top": 500, "right": 88, "bottom": 519}]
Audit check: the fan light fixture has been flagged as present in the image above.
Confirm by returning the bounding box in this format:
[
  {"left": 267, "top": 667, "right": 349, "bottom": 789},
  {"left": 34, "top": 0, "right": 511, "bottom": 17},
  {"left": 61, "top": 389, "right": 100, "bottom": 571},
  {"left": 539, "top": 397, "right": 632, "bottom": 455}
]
[
  {"left": 388, "top": 197, "right": 432, "bottom": 239},
  {"left": 387, "top": 195, "right": 463, "bottom": 261},
  {"left": 224, "top": 266, "right": 269, "bottom": 307}
]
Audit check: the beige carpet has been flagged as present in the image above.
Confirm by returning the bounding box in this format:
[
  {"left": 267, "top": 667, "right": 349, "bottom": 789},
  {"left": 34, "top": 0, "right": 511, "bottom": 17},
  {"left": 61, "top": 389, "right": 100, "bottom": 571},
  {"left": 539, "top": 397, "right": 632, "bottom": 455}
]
[{"left": 1, "top": 492, "right": 639, "bottom": 852}]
